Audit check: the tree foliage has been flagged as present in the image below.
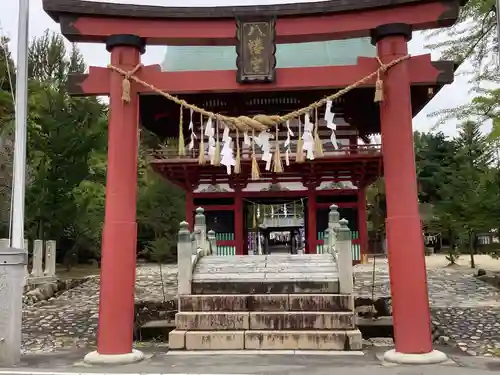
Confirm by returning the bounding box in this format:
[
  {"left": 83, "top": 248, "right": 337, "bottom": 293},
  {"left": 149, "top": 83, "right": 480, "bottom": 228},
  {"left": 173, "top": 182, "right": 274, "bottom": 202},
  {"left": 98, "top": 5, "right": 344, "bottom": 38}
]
[
  {"left": 426, "top": 0, "right": 500, "bottom": 135},
  {"left": 367, "top": 127, "right": 500, "bottom": 267},
  {"left": 0, "top": 30, "right": 185, "bottom": 266}
]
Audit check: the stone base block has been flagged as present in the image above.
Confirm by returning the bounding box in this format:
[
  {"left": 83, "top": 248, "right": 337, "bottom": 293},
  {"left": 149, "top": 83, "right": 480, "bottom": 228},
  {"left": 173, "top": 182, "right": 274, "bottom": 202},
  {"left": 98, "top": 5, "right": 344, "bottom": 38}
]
[
  {"left": 245, "top": 330, "right": 362, "bottom": 350},
  {"left": 176, "top": 312, "right": 249, "bottom": 330},
  {"left": 26, "top": 275, "right": 57, "bottom": 285},
  {"left": 289, "top": 294, "right": 353, "bottom": 311},
  {"left": 249, "top": 311, "right": 355, "bottom": 330},
  {"left": 185, "top": 331, "right": 245, "bottom": 350},
  {"left": 192, "top": 280, "right": 339, "bottom": 295},
  {"left": 168, "top": 329, "right": 186, "bottom": 349},
  {"left": 179, "top": 294, "right": 354, "bottom": 312},
  {"left": 83, "top": 349, "right": 144, "bottom": 365},
  {"left": 247, "top": 294, "right": 289, "bottom": 311},
  {"left": 180, "top": 295, "right": 249, "bottom": 312}
]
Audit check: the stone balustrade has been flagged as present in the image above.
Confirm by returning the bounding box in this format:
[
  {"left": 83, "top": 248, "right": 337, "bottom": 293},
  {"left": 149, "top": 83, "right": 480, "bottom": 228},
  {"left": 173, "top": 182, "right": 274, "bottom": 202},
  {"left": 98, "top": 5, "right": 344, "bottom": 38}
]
[
  {"left": 177, "top": 207, "right": 214, "bottom": 296},
  {"left": 0, "top": 238, "right": 57, "bottom": 284},
  {"left": 176, "top": 204, "right": 353, "bottom": 295},
  {"left": 321, "top": 204, "right": 354, "bottom": 294}
]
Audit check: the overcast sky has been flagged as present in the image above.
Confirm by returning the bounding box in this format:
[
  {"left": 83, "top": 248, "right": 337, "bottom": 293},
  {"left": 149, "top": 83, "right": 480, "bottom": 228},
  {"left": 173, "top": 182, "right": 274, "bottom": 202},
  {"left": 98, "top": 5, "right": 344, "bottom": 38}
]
[{"left": 0, "top": 0, "right": 479, "bottom": 137}]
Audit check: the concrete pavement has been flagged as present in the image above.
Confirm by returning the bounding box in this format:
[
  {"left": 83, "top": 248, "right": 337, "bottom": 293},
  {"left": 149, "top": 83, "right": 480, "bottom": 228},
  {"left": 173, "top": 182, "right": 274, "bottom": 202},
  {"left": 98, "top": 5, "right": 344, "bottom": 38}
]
[{"left": 2, "top": 346, "right": 500, "bottom": 374}]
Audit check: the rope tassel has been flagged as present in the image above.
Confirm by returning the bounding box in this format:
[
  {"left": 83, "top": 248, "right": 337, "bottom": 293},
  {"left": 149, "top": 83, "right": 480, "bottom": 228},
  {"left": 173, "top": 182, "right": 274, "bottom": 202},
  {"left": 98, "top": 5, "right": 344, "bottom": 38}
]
[
  {"left": 121, "top": 78, "right": 131, "bottom": 103},
  {"left": 198, "top": 113, "right": 206, "bottom": 165},
  {"left": 374, "top": 57, "right": 386, "bottom": 103},
  {"left": 213, "top": 121, "right": 221, "bottom": 166},
  {"left": 295, "top": 118, "right": 305, "bottom": 163},
  {"left": 235, "top": 130, "right": 241, "bottom": 174},
  {"left": 119, "top": 64, "right": 142, "bottom": 103},
  {"left": 251, "top": 129, "right": 260, "bottom": 180},
  {"left": 273, "top": 126, "right": 283, "bottom": 173},
  {"left": 178, "top": 105, "right": 186, "bottom": 156},
  {"left": 313, "top": 108, "right": 324, "bottom": 157},
  {"left": 374, "top": 73, "right": 384, "bottom": 102}
]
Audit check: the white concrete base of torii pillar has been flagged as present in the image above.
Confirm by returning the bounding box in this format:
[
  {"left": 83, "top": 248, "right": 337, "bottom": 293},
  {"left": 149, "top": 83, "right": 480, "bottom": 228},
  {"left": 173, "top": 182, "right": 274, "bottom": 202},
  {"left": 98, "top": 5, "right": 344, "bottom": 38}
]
[{"left": 383, "top": 349, "right": 448, "bottom": 365}]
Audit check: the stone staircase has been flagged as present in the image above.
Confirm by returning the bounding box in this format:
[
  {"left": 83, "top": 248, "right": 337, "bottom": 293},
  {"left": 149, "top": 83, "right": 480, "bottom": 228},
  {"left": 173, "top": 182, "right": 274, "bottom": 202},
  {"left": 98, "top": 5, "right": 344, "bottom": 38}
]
[
  {"left": 169, "top": 206, "right": 360, "bottom": 351},
  {"left": 169, "top": 253, "right": 361, "bottom": 350}
]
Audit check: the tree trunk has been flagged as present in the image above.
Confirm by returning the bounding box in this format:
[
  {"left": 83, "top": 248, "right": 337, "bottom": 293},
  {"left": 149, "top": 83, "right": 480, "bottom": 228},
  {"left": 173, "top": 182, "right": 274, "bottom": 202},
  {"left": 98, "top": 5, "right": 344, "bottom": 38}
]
[{"left": 469, "top": 230, "right": 476, "bottom": 269}]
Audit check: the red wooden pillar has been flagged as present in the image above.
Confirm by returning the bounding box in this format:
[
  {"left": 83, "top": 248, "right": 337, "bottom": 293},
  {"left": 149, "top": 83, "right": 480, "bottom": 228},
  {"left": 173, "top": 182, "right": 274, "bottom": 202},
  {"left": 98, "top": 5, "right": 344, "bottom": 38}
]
[
  {"left": 185, "top": 189, "right": 194, "bottom": 230},
  {"left": 234, "top": 183, "right": 244, "bottom": 255},
  {"left": 306, "top": 182, "right": 317, "bottom": 254},
  {"left": 357, "top": 187, "right": 368, "bottom": 259},
  {"left": 372, "top": 24, "right": 432, "bottom": 355},
  {"left": 97, "top": 35, "right": 145, "bottom": 356}
]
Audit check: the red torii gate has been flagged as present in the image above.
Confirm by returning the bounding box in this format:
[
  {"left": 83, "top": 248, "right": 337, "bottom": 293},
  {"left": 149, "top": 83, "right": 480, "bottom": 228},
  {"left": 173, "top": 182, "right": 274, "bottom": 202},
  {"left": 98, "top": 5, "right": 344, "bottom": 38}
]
[{"left": 43, "top": 0, "right": 461, "bottom": 365}]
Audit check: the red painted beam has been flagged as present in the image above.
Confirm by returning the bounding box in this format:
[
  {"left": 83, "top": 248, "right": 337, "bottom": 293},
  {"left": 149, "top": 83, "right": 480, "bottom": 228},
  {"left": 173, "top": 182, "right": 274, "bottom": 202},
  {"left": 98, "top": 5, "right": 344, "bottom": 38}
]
[
  {"left": 56, "top": 1, "right": 458, "bottom": 45},
  {"left": 193, "top": 190, "right": 360, "bottom": 200},
  {"left": 68, "top": 55, "right": 452, "bottom": 96},
  {"left": 317, "top": 202, "right": 357, "bottom": 209},
  {"left": 193, "top": 204, "right": 235, "bottom": 211},
  {"left": 315, "top": 189, "right": 359, "bottom": 196}
]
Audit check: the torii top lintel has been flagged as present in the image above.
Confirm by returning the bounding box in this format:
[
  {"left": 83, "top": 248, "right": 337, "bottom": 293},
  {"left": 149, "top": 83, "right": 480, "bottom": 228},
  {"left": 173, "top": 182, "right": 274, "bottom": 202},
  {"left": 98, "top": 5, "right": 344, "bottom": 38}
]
[{"left": 43, "top": 0, "right": 462, "bottom": 46}]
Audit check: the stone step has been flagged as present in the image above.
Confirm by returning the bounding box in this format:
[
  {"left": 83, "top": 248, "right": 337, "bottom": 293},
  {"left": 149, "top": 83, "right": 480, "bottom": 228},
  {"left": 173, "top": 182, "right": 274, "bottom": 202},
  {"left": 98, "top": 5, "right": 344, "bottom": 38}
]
[
  {"left": 193, "top": 254, "right": 339, "bottom": 284},
  {"left": 175, "top": 311, "right": 355, "bottom": 330},
  {"left": 180, "top": 294, "right": 353, "bottom": 312},
  {"left": 169, "top": 329, "right": 363, "bottom": 350},
  {"left": 249, "top": 311, "right": 355, "bottom": 330},
  {"left": 245, "top": 329, "right": 362, "bottom": 350},
  {"left": 196, "top": 254, "right": 335, "bottom": 265},
  {"left": 192, "top": 280, "right": 339, "bottom": 294}
]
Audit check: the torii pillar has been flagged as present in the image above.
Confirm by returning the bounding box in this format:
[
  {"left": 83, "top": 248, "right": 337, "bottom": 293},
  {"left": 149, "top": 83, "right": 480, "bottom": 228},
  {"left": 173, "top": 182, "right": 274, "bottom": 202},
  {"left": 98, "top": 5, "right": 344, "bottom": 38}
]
[
  {"left": 84, "top": 34, "right": 145, "bottom": 365},
  {"left": 371, "top": 23, "right": 447, "bottom": 365}
]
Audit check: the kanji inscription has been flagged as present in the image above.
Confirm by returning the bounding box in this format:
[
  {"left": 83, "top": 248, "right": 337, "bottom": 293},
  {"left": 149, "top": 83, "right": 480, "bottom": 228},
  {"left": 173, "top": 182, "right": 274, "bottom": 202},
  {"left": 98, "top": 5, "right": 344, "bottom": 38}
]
[{"left": 236, "top": 18, "right": 276, "bottom": 83}]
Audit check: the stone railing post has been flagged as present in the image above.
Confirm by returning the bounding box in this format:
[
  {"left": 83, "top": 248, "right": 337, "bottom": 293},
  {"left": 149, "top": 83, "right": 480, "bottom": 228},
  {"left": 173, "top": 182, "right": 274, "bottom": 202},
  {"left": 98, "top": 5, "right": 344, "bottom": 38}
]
[
  {"left": 328, "top": 204, "right": 340, "bottom": 230},
  {"left": 44, "top": 240, "right": 56, "bottom": 277},
  {"left": 31, "top": 239, "right": 44, "bottom": 278},
  {"left": 328, "top": 204, "right": 340, "bottom": 256},
  {"left": 177, "top": 221, "right": 192, "bottom": 295},
  {"left": 193, "top": 230, "right": 201, "bottom": 255},
  {"left": 324, "top": 228, "right": 335, "bottom": 254},
  {"left": 207, "top": 230, "right": 216, "bottom": 255},
  {"left": 337, "top": 218, "right": 354, "bottom": 294},
  {"left": 194, "top": 207, "right": 206, "bottom": 251}
]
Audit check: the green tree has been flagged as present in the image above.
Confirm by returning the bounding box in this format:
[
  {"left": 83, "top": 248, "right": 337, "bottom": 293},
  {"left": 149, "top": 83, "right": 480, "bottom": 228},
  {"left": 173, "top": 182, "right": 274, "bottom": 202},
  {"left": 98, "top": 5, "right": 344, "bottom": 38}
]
[
  {"left": 24, "top": 31, "right": 107, "bottom": 266},
  {"left": 136, "top": 169, "right": 185, "bottom": 263},
  {"left": 435, "top": 121, "right": 493, "bottom": 268},
  {"left": 414, "top": 131, "right": 457, "bottom": 203},
  {"left": 0, "top": 36, "right": 15, "bottom": 234},
  {"left": 427, "top": 0, "right": 500, "bottom": 135}
]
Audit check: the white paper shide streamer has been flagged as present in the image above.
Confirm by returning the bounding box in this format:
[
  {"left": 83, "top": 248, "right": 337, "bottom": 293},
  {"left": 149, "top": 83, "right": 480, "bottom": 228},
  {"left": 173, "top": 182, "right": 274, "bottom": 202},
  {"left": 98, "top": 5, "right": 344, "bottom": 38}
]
[
  {"left": 188, "top": 108, "right": 196, "bottom": 150},
  {"left": 254, "top": 130, "right": 274, "bottom": 171},
  {"left": 243, "top": 131, "right": 251, "bottom": 147},
  {"left": 220, "top": 125, "right": 235, "bottom": 174},
  {"left": 284, "top": 120, "right": 294, "bottom": 166},
  {"left": 324, "top": 100, "right": 338, "bottom": 149},
  {"left": 205, "top": 118, "right": 216, "bottom": 164},
  {"left": 302, "top": 113, "right": 314, "bottom": 160}
]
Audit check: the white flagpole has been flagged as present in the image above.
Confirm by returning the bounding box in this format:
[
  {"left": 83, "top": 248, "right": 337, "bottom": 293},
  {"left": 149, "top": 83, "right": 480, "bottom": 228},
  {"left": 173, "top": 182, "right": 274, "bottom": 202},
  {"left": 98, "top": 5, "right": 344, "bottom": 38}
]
[
  {"left": 11, "top": 0, "right": 29, "bottom": 250},
  {"left": 0, "top": 0, "right": 30, "bottom": 366}
]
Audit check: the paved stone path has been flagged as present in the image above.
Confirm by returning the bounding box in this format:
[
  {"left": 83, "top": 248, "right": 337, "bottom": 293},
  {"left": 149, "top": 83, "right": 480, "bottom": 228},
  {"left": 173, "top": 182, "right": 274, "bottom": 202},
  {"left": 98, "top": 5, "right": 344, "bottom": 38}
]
[
  {"left": 354, "top": 261, "right": 500, "bottom": 357},
  {"left": 21, "top": 258, "right": 500, "bottom": 357},
  {"left": 21, "top": 264, "right": 177, "bottom": 353}
]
